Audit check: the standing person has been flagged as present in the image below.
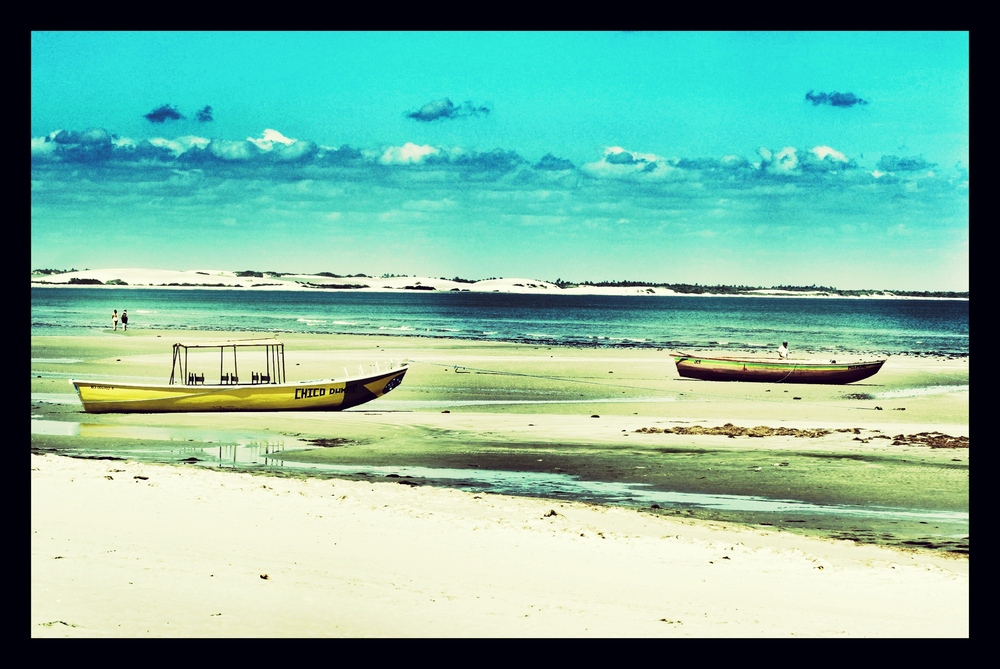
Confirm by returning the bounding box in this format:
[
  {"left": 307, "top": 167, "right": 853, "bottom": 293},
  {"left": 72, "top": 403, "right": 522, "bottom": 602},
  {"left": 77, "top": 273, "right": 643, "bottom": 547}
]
[
  {"left": 112, "top": 309, "right": 119, "bottom": 331},
  {"left": 777, "top": 341, "right": 789, "bottom": 359},
  {"left": 121, "top": 310, "right": 128, "bottom": 331}
]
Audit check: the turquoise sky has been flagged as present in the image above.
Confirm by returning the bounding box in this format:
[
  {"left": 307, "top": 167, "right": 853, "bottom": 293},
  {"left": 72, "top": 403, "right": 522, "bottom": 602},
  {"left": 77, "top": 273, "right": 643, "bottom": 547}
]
[{"left": 31, "top": 31, "right": 969, "bottom": 290}]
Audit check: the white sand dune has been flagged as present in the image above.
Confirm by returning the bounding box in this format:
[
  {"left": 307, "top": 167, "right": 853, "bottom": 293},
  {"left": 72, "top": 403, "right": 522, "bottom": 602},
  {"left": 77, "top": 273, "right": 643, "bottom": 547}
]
[
  {"left": 30, "top": 268, "right": 643, "bottom": 294},
  {"left": 31, "top": 268, "right": 963, "bottom": 298}
]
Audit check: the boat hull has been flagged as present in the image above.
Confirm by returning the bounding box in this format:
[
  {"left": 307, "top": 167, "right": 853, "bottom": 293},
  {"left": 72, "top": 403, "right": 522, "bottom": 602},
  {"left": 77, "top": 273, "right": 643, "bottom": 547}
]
[
  {"left": 671, "top": 355, "right": 884, "bottom": 384},
  {"left": 71, "top": 367, "right": 407, "bottom": 413}
]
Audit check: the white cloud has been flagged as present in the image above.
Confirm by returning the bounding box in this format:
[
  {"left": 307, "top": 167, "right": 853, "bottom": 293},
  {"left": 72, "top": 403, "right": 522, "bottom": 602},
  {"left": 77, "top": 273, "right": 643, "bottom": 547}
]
[
  {"left": 579, "top": 146, "right": 682, "bottom": 180},
  {"left": 811, "top": 145, "right": 848, "bottom": 163},
  {"left": 380, "top": 142, "right": 440, "bottom": 165},
  {"left": 149, "top": 135, "right": 210, "bottom": 157},
  {"left": 604, "top": 146, "right": 663, "bottom": 163},
  {"left": 757, "top": 146, "right": 799, "bottom": 174},
  {"left": 30, "top": 136, "right": 57, "bottom": 158},
  {"left": 209, "top": 140, "right": 256, "bottom": 161},
  {"left": 112, "top": 136, "right": 137, "bottom": 150},
  {"left": 248, "top": 129, "right": 296, "bottom": 150}
]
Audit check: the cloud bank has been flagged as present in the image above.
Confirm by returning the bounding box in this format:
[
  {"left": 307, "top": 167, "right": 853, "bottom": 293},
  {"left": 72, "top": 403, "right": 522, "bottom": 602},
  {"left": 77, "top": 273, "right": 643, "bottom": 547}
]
[{"left": 31, "top": 127, "right": 965, "bottom": 196}]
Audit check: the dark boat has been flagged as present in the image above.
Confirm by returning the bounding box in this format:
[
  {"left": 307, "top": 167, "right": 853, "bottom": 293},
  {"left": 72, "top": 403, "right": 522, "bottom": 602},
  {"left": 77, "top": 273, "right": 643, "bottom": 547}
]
[{"left": 670, "top": 352, "right": 886, "bottom": 384}]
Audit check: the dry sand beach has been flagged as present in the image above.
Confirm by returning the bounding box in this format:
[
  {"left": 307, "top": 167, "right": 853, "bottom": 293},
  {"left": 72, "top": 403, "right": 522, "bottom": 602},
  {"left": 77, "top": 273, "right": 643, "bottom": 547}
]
[{"left": 30, "top": 329, "right": 969, "bottom": 637}]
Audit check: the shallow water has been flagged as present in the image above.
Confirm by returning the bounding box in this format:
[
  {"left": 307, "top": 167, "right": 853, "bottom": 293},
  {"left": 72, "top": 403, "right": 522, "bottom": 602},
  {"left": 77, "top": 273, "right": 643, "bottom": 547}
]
[
  {"left": 873, "top": 385, "right": 970, "bottom": 399},
  {"left": 29, "top": 417, "right": 968, "bottom": 536}
]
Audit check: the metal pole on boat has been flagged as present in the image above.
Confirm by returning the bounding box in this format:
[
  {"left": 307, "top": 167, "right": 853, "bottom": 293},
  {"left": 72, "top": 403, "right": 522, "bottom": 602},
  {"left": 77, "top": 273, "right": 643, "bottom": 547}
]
[{"left": 279, "top": 344, "right": 285, "bottom": 384}]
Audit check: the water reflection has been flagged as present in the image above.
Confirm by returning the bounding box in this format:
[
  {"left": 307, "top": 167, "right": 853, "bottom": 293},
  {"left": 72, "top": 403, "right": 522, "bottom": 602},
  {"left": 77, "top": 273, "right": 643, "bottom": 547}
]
[
  {"left": 30, "top": 418, "right": 968, "bottom": 532},
  {"left": 211, "top": 442, "right": 289, "bottom": 468}
]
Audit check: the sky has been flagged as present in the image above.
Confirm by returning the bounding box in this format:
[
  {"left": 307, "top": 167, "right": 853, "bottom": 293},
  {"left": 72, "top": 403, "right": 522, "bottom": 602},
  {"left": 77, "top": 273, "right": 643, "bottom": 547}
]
[{"left": 30, "top": 31, "right": 969, "bottom": 291}]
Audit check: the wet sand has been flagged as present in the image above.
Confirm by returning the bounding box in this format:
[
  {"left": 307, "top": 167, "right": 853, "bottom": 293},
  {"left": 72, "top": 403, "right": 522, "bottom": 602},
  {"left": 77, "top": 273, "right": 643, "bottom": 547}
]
[{"left": 31, "top": 331, "right": 969, "bottom": 636}]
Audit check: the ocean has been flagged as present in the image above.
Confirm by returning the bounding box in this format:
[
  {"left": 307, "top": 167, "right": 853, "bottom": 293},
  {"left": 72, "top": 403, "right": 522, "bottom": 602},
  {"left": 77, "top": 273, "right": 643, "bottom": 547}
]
[{"left": 31, "top": 287, "right": 968, "bottom": 357}]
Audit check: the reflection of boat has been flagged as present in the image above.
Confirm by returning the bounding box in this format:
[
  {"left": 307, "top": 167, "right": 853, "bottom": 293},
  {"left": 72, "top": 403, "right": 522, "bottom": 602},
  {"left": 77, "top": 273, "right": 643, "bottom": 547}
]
[
  {"left": 70, "top": 338, "right": 407, "bottom": 413},
  {"left": 670, "top": 351, "right": 886, "bottom": 384}
]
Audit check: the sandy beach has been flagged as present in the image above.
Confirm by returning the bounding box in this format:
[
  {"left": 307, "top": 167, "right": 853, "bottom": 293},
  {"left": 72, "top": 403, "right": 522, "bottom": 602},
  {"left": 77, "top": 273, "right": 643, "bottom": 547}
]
[{"left": 31, "top": 329, "right": 969, "bottom": 637}]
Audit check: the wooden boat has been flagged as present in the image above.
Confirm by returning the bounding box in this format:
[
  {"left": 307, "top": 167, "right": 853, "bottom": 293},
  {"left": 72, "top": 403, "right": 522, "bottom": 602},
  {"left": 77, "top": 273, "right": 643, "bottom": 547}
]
[
  {"left": 70, "top": 338, "right": 408, "bottom": 413},
  {"left": 670, "top": 351, "right": 886, "bottom": 384}
]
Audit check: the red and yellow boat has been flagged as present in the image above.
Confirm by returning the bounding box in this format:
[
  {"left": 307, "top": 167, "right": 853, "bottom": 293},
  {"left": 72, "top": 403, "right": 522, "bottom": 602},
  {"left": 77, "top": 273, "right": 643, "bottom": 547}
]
[{"left": 670, "top": 351, "right": 886, "bottom": 384}]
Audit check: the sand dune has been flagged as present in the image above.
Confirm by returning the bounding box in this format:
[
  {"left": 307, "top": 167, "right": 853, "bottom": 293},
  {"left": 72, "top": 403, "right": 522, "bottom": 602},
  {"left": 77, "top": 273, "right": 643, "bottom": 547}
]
[{"left": 31, "top": 268, "right": 936, "bottom": 298}]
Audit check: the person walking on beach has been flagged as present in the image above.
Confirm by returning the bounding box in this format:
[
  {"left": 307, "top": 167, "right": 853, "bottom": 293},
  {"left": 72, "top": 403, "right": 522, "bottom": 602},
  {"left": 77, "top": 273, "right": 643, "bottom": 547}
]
[
  {"left": 121, "top": 310, "right": 128, "bottom": 331},
  {"left": 778, "top": 341, "right": 789, "bottom": 359},
  {"left": 112, "top": 309, "right": 119, "bottom": 331}
]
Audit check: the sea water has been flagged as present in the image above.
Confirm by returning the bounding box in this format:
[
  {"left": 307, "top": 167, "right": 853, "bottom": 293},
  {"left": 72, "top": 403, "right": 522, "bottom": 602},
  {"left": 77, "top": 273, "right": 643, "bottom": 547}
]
[{"left": 31, "top": 287, "right": 968, "bottom": 357}]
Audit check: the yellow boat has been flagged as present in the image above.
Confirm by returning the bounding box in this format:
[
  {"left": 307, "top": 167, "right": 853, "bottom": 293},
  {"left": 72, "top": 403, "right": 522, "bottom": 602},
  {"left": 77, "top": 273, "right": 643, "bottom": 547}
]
[{"left": 70, "top": 338, "right": 408, "bottom": 413}]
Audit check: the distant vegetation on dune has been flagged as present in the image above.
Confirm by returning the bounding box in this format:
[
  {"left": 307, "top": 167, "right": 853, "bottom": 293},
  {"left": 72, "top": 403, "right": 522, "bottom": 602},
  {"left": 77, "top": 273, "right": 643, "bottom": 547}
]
[{"left": 551, "top": 279, "right": 967, "bottom": 299}]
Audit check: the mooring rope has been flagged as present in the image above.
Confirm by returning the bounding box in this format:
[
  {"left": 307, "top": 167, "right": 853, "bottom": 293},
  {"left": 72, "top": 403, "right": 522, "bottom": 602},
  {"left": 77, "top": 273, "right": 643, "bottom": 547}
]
[
  {"left": 774, "top": 361, "right": 799, "bottom": 384},
  {"left": 403, "top": 358, "right": 879, "bottom": 410},
  {"left": 405, "top": 359, "right": 667, "bottom": 393}
]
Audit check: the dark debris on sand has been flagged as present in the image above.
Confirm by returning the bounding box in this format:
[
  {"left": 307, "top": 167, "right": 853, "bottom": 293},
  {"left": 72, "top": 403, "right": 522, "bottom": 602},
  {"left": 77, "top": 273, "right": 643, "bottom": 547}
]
[
  {"left": 635, "top": 423, "right": 836, "bottom": 438},
  {"left": 306, "top": 437, "right": 353, "bottom": 448},
  {"left": 890, "top": 432, "right": 969, "bottom": 449},
  {"left": 635, "top": 423, "right": 969, "bottom": 448}
]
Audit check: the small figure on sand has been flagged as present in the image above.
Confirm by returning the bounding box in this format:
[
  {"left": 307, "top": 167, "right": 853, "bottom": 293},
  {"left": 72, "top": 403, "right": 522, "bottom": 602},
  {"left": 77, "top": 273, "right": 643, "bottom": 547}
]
[
  {"left": 121, "top": 309, "right": 128, "bottom": 331},
  {"left": 112, "top": 309, "right": 119, "bottom": 331},
  {"left": 777, "top": 341, "right": 789, "bottom": 359}
]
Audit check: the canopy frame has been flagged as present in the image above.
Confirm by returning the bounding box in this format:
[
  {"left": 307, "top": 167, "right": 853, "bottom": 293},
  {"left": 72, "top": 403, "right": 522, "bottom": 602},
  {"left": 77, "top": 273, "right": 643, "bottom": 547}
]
[{"left": 169, "top": 338, "right": 285, "bottom": 386}]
